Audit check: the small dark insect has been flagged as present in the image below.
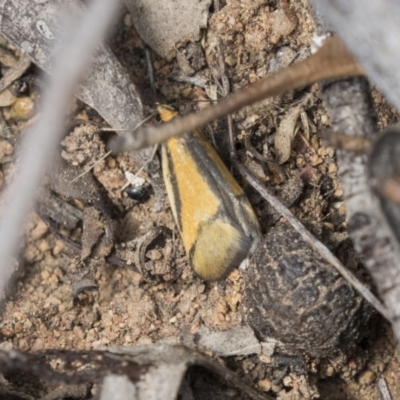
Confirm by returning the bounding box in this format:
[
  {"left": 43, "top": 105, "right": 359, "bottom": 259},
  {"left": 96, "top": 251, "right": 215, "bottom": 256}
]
[
  {"left": 126, "top": 184, "right": 151, "bottom": 202},
  {"left": 242, "top": 222, "right": 372, "bottom": 357}
]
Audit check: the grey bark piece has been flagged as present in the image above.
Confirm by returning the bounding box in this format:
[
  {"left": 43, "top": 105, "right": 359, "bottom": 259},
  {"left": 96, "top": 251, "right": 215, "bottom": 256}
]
[
  {"left": 0, "top": 0, "right": 143, "bottom": 131},
  {"left": 310, "top": 1, "right": 400, "bottom": 116},
  {"left": 321, "top": 76, "right": 400, "bottom": 341},
  {"left": 126, "top": 0, "right": 211, "bottom": 59}
]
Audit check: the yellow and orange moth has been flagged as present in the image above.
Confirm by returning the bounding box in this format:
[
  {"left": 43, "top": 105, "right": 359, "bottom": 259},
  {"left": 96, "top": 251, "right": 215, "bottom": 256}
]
[{"left": 159, "top": 105, "right": 261, "bottom": 280}]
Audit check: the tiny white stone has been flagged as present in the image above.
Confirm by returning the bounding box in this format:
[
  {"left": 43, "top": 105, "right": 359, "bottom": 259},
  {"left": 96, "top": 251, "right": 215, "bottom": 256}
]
[{"left": 124, "top": 171, "right": 146, "bottom": 188}]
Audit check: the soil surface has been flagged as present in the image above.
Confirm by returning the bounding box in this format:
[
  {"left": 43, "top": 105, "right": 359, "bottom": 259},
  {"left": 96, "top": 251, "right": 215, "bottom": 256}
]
[{"left": 0, "top": 0, "right": 399, "bottom": 399}]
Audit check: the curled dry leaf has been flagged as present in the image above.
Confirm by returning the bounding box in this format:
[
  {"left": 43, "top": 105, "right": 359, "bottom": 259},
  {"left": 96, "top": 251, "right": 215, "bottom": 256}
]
[
  {"left": 274, "top": 95, "right": 312, "bottom": 164},
  {"left": 274, "top": 103, "right": 302, "bottom": 164}
]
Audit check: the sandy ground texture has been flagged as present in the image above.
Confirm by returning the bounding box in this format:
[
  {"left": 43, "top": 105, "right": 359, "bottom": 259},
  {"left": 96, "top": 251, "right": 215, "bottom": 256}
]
[{"left": 0, "top": 0, "right": 400, "bottom": 399}]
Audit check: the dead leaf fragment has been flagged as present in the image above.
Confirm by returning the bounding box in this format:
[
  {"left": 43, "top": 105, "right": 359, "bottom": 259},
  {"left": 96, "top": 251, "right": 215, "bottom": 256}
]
[
  {"left": 274, "top": 95, "right": 313, "bottom": 164},
  {"left": 274, "top": 103, "right": 303, "bottom": 164},
  {"left": 196, "top": 326, "right": 261, "bottom": 356}
]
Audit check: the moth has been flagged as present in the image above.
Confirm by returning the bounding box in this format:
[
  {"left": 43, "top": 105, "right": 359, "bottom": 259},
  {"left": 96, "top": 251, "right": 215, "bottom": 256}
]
[{"left": 159, "top": 105, "right": 262, "bottom": 280}]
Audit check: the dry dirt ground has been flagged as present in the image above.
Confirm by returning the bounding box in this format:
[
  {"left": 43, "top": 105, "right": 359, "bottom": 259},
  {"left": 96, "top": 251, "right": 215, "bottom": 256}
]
[{"left": 0, "top": 0, "right": 399, "bottom": 399}]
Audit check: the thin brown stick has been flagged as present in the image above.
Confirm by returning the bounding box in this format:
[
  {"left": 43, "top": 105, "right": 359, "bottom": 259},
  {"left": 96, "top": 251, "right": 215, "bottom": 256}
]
[{"left": 110, "top": 36, "right": 362, "bottom": 152}]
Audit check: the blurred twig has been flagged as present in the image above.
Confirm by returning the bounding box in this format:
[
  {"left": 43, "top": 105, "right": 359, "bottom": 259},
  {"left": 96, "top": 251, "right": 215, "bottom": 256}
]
[{"left": 0, "top": 0, "right": 123, "bottom": 299}]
